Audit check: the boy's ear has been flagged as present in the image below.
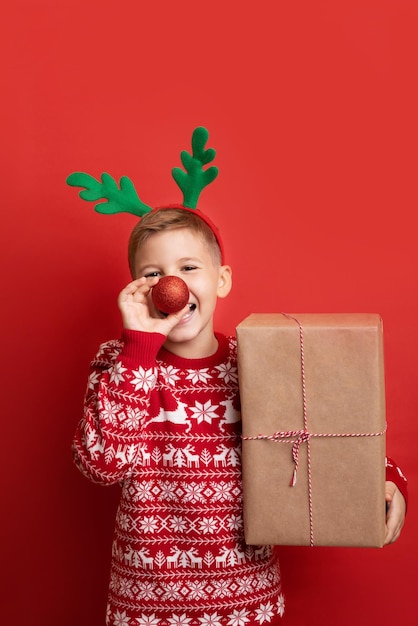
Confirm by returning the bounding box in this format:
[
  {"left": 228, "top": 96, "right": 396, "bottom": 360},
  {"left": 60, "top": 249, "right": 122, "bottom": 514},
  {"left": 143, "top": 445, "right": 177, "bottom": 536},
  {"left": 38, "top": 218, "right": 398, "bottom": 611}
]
[{"left": 217, "top": 265, "right": 232, "bottom": 298}]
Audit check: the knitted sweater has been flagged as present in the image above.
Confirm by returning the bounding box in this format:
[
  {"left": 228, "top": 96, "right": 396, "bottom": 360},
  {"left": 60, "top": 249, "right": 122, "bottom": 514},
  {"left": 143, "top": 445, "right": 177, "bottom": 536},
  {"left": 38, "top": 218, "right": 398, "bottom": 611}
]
[
  {"left": 73, "top": 330, "right": 407, "bottom": 626},
  {"left": 73, "top": 331, "right": 285, "bottom": 626}
]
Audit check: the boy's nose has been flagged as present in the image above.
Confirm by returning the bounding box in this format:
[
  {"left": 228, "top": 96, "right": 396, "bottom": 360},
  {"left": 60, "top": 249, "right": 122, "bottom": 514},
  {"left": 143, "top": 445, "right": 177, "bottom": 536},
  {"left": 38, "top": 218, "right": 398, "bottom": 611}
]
[{"left": 152, "top": 276, "right": 190, "bottom": 314}]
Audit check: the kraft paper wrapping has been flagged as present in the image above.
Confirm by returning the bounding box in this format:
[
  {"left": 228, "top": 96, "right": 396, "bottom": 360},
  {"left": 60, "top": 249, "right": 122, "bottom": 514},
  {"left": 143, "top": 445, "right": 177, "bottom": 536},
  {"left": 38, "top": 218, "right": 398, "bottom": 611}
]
[{"left": 236, "top": 313, "right": 387, "bottom": 548}]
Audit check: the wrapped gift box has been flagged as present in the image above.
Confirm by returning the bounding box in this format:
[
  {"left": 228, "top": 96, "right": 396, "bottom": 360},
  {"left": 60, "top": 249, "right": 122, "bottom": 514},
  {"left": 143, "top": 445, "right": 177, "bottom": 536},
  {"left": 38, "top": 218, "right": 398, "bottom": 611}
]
[{"left": 236, "top": 313, "right": 386, "bottom": 548}]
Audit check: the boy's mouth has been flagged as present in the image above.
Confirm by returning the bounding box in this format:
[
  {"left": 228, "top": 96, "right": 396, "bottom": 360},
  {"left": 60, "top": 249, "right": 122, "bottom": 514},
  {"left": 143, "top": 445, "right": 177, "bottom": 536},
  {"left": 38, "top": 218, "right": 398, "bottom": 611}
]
[
  {"left": 181, "top": 303, "right": 196, "bottom": 319},
  {"left": 160, "top": 303, "right": 196, "bottom": 319},
  {"left": 179, "top": 303, "right": 196, "bottom": 322}
]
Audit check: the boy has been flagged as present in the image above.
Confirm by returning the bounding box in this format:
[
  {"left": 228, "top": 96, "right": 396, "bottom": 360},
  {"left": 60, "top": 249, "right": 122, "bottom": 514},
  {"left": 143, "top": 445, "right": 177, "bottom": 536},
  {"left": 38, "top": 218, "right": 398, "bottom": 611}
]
[
  {"left": 73, "top": 206, "right": 407, "bottom": 626},
  {"left": 73, "top": 206, "right": 286, "bottom": 625},
  {"left": 70, "top": 129, "right": 407, "bottom": 625}
]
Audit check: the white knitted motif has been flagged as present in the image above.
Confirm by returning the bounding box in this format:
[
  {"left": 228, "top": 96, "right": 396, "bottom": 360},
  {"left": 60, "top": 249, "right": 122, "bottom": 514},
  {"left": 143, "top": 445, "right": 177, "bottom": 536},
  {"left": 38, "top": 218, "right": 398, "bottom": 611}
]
[{"left": 73, "top": 333, "right": 285, "bottom": 626}]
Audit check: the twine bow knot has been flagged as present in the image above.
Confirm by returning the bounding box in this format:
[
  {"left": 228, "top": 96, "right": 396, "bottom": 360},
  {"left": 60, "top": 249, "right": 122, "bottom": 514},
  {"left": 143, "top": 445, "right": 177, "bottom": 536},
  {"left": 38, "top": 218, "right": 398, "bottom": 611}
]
[
  {"left": 290, "top": 430, "right": 311, "bottom": 486},
  {"left": 254, "top": 429, "right": 311, "bottom": 486}
]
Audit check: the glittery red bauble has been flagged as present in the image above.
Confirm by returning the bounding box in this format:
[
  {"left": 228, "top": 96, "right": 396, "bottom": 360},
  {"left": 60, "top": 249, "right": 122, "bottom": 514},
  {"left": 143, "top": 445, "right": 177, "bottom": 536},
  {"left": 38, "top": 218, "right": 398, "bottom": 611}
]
[{"left": 152, "top": 276, "right": 190, "bottom": 314}]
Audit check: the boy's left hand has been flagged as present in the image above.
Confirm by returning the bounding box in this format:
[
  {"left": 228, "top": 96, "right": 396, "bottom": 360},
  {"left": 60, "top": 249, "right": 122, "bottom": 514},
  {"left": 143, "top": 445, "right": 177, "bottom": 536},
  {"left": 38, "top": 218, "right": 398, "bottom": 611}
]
[{"left": 384, "top": 481, "right": 406, "bottom": 545}]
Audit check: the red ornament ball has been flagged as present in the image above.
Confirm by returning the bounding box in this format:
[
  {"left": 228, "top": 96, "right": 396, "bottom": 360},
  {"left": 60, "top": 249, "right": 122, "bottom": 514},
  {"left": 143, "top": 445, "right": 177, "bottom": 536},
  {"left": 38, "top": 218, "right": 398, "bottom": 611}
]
[{"left": 152, "top": 276, "right": 190, "bottom": 314}]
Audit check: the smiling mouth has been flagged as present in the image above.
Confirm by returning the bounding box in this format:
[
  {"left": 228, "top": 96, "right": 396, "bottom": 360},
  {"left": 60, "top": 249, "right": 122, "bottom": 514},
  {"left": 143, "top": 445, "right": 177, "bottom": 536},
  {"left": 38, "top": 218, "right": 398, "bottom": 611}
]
[{"left": 160, "top": 303, "right": 196, "bottom": 318}]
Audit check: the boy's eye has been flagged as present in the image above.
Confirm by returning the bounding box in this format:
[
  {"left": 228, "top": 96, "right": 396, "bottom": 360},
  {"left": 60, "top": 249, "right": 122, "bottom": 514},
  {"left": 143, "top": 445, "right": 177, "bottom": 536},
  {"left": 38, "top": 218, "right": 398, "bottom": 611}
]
[
  {"left": 182, "top": 266, "right": 197, "bottom": 272},
  {"left": 144, "top": 271, "right": 160, "bottom": 278}
]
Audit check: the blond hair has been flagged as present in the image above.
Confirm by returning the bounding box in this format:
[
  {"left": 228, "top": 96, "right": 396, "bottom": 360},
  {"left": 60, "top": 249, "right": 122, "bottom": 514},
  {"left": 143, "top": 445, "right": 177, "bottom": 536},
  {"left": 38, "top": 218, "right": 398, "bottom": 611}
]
[{"left": 128, "top": 208, "right": 222, "bottom": 277}]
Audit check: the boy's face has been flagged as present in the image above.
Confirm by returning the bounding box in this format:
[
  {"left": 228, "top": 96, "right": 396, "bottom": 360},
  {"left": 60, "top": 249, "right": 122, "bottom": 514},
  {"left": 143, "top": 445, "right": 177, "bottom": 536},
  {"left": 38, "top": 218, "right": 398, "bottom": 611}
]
[{"left": 134, "top": 227, "right": 232, "bottom": 358}]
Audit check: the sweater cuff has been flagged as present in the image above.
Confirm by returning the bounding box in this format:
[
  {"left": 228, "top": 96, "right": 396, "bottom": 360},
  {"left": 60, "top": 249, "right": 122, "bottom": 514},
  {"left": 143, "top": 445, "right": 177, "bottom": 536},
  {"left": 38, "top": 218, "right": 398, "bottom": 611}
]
[
  {"left": 119, "top": 329, "right": 166, "bottom": 367},
  {"left": 386, "top": 457, "right": 408, "bottom": 510}
]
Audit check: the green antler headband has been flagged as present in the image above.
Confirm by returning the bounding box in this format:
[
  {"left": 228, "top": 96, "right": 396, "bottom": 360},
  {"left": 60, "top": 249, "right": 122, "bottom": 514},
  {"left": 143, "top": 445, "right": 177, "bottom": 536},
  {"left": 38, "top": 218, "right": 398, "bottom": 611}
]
[{"left": 66, "top": 127, "right": 224, "bottom": 260}]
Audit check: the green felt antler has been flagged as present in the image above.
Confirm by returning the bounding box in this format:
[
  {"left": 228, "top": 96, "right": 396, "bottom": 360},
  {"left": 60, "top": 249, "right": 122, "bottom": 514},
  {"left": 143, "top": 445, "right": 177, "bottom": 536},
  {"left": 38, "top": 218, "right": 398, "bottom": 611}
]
[
  {"left": 172, "top": 126, "right": 218, "bottom": 208},
  {"left": 66, "top": 172, "right": 152, "bottom": 217}
]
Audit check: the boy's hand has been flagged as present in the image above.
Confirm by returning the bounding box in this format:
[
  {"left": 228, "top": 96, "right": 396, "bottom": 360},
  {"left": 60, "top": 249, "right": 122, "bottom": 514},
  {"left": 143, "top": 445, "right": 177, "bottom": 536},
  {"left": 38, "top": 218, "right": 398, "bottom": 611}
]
[
  {"left": 117, "top": 277, "right": 190, "bottom": 336},
  {"left": 384, "top": 481, "right": 406, "bottom": 545}
]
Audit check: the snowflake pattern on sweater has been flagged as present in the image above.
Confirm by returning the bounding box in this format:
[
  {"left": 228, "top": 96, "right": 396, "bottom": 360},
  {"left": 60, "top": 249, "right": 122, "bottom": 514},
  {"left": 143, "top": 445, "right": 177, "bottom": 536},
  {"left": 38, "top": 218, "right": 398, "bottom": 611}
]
[{"left": 73, "top": 331, "right": 285, "bottom": 626}]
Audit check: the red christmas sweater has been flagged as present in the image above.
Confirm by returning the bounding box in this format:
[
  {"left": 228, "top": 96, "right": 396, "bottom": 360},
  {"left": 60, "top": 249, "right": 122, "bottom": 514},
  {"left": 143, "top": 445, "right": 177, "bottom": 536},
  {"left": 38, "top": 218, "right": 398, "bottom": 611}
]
[{"left": 73, "top": 330, "right": 407, "bottom": 626}]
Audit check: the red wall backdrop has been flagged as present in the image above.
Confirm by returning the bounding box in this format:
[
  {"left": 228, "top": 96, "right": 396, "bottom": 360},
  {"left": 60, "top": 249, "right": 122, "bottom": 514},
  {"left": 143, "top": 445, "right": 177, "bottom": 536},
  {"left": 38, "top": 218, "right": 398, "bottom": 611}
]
[{"left": 2, "top": 1, "right": 417, "bottom": 624}]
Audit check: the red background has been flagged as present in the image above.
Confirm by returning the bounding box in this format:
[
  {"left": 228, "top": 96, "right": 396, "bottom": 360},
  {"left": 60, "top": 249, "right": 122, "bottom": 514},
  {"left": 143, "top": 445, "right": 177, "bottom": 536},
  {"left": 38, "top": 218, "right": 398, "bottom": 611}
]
[{"left": 2, "top": 1, "right": 417, "bottom": 624}]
